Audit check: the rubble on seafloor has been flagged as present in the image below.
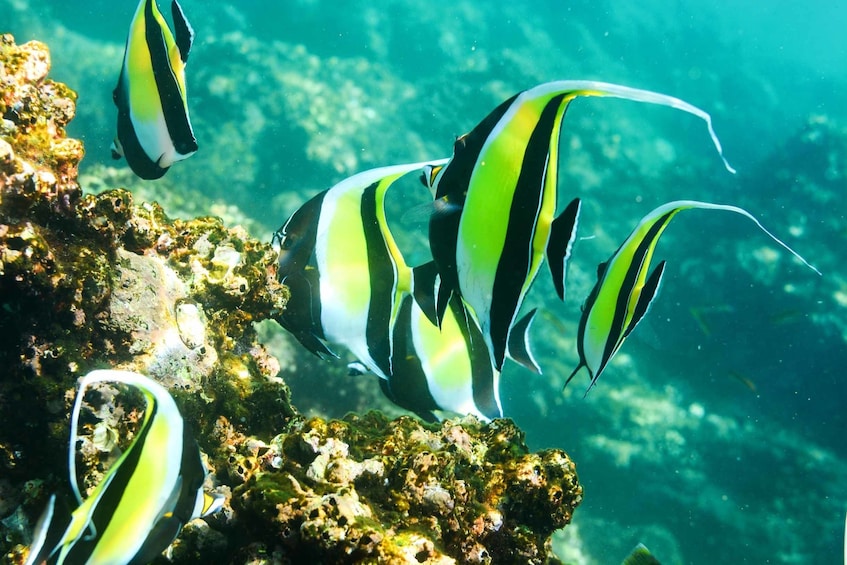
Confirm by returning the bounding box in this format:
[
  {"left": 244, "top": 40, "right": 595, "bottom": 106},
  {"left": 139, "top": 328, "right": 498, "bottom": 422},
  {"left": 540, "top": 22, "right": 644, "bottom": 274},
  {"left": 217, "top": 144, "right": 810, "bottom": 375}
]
[{"left": 0, "top": 34, "right": 582, "bottom": 564}]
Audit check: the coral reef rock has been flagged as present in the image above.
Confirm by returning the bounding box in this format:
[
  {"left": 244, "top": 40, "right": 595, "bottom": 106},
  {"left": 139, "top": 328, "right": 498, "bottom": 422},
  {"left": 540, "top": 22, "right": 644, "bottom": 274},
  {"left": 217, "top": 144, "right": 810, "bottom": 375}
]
[
  {"left": 1, "top": 34, "right": 581, "bottom": 564},
  {"left": 233, "top": 413, "right": 581, "bottom": 564}
]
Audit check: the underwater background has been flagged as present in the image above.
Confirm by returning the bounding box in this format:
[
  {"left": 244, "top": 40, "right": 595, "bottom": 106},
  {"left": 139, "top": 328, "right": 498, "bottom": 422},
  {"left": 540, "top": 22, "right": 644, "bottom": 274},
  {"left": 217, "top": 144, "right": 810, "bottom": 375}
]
[{"left": 3, "top": 0, "right": 846, "bottom": 563}]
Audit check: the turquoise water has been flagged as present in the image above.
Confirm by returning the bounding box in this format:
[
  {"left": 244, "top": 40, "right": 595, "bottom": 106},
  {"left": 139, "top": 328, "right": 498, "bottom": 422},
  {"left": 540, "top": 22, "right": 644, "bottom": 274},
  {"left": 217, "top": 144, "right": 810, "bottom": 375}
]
[{"left": 4, "top": 1, "right": 846, "bottom": 563}]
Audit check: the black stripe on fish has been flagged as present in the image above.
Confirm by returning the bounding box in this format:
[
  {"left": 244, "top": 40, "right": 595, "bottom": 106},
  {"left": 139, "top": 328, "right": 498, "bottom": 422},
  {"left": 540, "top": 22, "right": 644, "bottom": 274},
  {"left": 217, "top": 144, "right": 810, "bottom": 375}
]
[
  {"left": 488, "top": 94, "right": 566, "bottom": 370},
  {"left": 274, "top": 192, "right": 335, "bottom": 359},
  {"left": 429, "top": 94, "right": 519, "bottom": 324},
  {"left": 458, "top": 298, "right": 502, "bottom": 421},
  {"left": 145, "top": 0, "right": 196, "bottom": 158},
  {"left": 362, "top": 182, "right": 398, "bottom": 377},
  {"left": 129, "top": 425, "right": 207, "bottom": 564},
  {"left": 385, "top": 296, "right": 441, "bottom": 421},
  {"left": 624, "top": 261, "right": 665, "bottom": 341},
  {"left": 64, "top": 396, "right": 160, "bottom": 561},
  {"left": 113, "top": 74, "right": 169, "bottom": 180}
]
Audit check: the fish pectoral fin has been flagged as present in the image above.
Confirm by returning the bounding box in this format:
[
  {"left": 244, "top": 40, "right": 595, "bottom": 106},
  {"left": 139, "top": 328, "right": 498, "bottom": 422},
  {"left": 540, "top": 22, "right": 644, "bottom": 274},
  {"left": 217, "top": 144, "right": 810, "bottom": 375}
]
[
  {"left": 411, "top": 261, "right": 440, "bottom": 326},
  {"left": 507, "top": 308, "right": 541, "bottom": 374},
  {"left": 199, "top": 492, "right": 225, "bottom": 517},
  {"left": 624, "top": 260, "right": 666, "bottom": 339},
  {"left": 171, "top": 0, "right": 195, "bottom": 63},
  {"left": 400, "top": 200, "right": 438, "bottom": 226},
  {"left": 547, "top": 197, "right": 581, "bottom": 301}
]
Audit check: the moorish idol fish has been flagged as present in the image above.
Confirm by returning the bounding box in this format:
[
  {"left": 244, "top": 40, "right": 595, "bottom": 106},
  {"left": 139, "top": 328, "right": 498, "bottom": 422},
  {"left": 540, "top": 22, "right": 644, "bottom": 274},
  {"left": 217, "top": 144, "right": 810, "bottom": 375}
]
[
  {"left": 111, "top": 0, "right": 197, "bottom": 180},
  {"left": 380, "top": 274, "right": 539, "bottom": 423},
  {"left": 566, "top": 200, "right": 821, "bottom": 395},
  {"left": 272, "top": 160, "right": 447, "bottom": 379},
  {"left": 25, "top": 370, "right": 224, "bottom": 565},
  {"left": 426, "top": 80, "right": 735, "bottom": 373}
]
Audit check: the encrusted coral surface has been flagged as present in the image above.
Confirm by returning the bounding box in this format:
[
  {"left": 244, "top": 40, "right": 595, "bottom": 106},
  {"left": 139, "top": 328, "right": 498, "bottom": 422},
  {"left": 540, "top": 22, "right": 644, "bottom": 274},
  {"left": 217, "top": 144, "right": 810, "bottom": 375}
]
[
  {"left": 232, "top": 413, "right": 580, "bottom": 564},
  {"left": 0, "top": 34, "right": 581, "bottom": 564}
]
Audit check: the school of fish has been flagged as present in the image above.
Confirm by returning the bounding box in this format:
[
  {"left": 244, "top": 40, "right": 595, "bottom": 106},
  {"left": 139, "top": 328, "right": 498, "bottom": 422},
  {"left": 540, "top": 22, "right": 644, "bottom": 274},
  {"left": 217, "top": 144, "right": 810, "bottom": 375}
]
[
  {"left": 272, "top": 80, "right": 818, "bottom": 418},
  {"left": 24, "top": 0, "right": 823, "bottom": 562}
]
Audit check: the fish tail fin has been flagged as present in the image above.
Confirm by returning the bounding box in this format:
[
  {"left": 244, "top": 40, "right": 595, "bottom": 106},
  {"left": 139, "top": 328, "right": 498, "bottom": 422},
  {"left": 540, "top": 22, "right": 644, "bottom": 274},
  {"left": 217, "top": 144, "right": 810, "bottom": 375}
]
[
  {"left": 547, "top": 197, "right": 581, "bottom": 301},
  {"left": 507, "top": 308, "right": 542, "bottom": 374}
]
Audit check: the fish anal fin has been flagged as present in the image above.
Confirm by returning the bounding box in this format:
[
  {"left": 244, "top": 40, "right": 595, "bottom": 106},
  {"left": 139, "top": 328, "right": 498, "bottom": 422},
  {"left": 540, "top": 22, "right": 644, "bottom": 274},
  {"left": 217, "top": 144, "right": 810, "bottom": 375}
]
[
  {"left": 624, "top": 260, "right": 666, "bottom": 339},
  {"left": 507, "top": 308, "right": 541, "bottom": 374},
  {"left": 435, "top": 277, "right": 452, "bottom": 328},
  {"left": 171, "top": 0, "right": 194, "bottom": 63},
  {"left": 411, "top": 261, "right": 440, "bottom": 326},
  {"left": 547, "top": 197, "right": 581, "bottom": 301},
  {"left": 285, "top": 327, "right": 337, "bottom": 360},
  {"left": 563, "top": 361, "right": 585, "bottom": 390}
]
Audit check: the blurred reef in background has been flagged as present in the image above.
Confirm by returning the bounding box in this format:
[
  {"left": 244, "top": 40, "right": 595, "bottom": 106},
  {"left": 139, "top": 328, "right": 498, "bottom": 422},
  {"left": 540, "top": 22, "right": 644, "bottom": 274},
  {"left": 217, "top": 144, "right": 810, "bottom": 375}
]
[
  {"left": 2, "top": 0, "right": 847, "bottom": 562},
  {"left": 0, "top": 35, "right": 582, "bottom": 564}
]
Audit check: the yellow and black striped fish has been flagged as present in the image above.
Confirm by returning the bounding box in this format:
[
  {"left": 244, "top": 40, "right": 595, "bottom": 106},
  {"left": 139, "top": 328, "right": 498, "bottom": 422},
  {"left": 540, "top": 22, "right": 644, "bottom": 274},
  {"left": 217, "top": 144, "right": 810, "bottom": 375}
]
[
  {"left": 425, "top": 80, "right": 735, "bottom": 374},
  {"left": 272, "top": 160, "right": 447, "bottom": 380},
  {"left": 111, "top": 0, "right": 197, "bottom": 180},
  {"left": 25, "top": 370, "right": 223, "bottom": 565},
  {"left": 566, "top": 200, "right": 820, "bottom": 395}
]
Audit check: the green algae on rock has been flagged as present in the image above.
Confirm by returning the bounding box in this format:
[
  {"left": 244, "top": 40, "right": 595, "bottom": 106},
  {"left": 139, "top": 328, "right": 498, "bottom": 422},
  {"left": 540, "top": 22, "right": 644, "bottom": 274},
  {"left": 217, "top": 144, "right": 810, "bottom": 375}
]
[{"left": 1, "top": 33, "right": 583, "bottom": 564}]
